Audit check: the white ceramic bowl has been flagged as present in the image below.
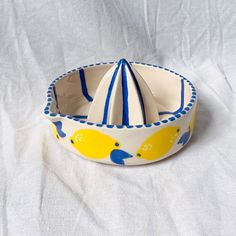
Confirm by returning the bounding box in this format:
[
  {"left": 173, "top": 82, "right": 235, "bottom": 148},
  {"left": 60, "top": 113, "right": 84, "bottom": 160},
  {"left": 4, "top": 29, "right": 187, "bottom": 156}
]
[{"left": 44, "top": 61, "right": 197, "bottom": 166}]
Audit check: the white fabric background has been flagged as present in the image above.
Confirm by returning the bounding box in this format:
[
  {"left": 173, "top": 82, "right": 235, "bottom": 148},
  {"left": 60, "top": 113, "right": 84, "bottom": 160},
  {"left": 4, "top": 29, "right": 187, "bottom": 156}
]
[{"left": 1, "top": 0, "right": 236, "bottom": 235}]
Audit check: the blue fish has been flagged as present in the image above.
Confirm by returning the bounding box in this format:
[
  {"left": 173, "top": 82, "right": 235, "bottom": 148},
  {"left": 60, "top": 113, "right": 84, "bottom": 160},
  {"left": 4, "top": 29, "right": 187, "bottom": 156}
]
[
  {"left": 110, "top": 149, "right": 133, "bottom": 165},
  {"left": 53, "top": 121, "right": 66, "bottom": 138},
  {"left": 178, "top": 127, "right": 191, "bottom": 146}
]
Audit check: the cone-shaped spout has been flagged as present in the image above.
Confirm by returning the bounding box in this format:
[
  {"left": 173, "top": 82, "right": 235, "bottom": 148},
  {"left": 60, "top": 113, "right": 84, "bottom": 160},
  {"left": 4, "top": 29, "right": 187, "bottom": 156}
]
[{"left": 87, "top": 59, "right": 160, "bottom": 125}]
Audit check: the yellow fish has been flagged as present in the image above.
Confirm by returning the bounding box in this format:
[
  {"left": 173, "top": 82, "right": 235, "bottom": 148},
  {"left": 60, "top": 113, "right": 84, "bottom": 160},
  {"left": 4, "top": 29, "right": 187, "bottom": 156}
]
[
  {"left": 136, "top": 126, "right": 180, "bottom": 160},
  {"left": 70, "top": 129, "right": 132, "bottom": 164}
]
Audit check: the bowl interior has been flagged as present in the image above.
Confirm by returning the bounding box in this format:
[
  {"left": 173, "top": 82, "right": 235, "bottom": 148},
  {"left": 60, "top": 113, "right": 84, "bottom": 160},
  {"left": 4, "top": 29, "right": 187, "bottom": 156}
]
[{"left": 49, "top": 63, "right": 193, "bottom": 122}]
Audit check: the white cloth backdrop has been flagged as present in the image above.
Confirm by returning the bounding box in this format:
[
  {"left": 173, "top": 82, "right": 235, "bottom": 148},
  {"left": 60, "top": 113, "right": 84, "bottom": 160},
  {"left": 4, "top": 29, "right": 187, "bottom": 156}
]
[{"left": 1, "top": 0, "right": 236, "bottom": 235}]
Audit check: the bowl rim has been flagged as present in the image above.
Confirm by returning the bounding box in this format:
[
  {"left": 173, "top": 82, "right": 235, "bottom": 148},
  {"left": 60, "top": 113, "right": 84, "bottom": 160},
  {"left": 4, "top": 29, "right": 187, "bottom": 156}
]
[{"left": 44, "top": 61, "right": 197, "bottom": 129}]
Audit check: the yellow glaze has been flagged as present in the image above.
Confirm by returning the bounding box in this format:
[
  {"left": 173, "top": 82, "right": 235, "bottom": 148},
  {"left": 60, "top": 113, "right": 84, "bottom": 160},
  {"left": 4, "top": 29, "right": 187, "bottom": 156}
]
[
  {"left": 136, "top": 126, "right": 180, "bottom": 160},
  {"left": 70, "top": 129, "right": 120, "bottom": 159}
]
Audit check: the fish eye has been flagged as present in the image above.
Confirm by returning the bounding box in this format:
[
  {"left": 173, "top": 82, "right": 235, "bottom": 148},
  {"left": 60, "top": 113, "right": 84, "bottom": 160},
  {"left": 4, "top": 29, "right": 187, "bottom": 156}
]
[
  {"left": 177, "top": 128, "right": 180, "bottom": 132},
  {"left": 56, "top": 134, "right": 59, "bottom": 139},
  {"left": 137, "top": 153, "right": 141, "bottom": 157},
  {"left": 70, "top": 139, "right": 74, "bottom": 144},
  {"left": 115, "top": 142, "right": 120, "bottom": 147}
]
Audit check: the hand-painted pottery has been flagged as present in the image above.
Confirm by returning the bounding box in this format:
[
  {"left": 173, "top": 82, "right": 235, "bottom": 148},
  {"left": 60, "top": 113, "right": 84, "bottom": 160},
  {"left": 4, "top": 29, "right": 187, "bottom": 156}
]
[{"left": 44, "top": 59, "right": 197, "bottom": 166}]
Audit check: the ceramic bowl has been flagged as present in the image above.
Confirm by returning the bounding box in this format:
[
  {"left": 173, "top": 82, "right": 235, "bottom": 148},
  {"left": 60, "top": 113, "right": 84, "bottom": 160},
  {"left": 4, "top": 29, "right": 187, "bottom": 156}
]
[{"left": 44, "top": 61, "right": 197, "bottom": 166}]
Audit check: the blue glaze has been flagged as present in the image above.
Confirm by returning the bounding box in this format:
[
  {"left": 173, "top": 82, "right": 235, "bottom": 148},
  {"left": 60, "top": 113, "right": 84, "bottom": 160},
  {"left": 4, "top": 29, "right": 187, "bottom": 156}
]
[
  {"left": 53, "top": 86, "right": 59, "bottom": 111},
  {"left": 102, "top": 60, "right": 122, "bottom": 124},
  {"left": 154, "top": 122, "right": 161, "bottom": 126},
  {"left": 178, "top": 129, "right": 191, "bottom": 146},
  {"left": 73, "top": 115, "right": 88, "bottom": 119},
  {"left": 169, "top": 117, "right": 175, "bottom": 121},
  {"left": 72, "top": 117, "right": 79, "bottom": 121},
  {"left": 159, "top": 111, "right": 173, "bottom": 115},
  {"left": 79, "top": 69, "right": 93, "bottom": 102},
  {"left": 161, "top": 120, "right": 168, "bottom": 123},
  {"left": 173, "top": 79, "right": 185, "bottom": 114},
  {"left": 110, "top": 149, "right": 132, "bottom": 165},
  {"left": 44, "top": 61, "right": 197, "bottom": 129},
  {"left": 125, "top": 59, "right": 147, "bottom": 124},
  {"left": 158, "top": 79, "right": 185, "bottom": 115},
  {"left": 121, "top": 60, "right": 129, "bottom": 125},
  {"left": 53, "top": 121, "right": 66, "bottom": 138},
  {"left": 102, "top": 59, "right": 148, "bottom": 125}
]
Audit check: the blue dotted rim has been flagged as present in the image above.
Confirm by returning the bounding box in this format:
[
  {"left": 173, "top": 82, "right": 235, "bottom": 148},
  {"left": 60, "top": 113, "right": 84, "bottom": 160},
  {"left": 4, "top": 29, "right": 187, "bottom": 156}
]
[{"left": 44, "top": 61, "right": 197, "bottom": 129}]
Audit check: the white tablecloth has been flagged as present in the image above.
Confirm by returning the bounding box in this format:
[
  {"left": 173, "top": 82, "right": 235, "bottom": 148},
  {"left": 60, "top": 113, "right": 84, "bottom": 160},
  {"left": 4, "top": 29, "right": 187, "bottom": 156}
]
[{"left": 1, "top": 0, "right": 236, "bottom": 235}]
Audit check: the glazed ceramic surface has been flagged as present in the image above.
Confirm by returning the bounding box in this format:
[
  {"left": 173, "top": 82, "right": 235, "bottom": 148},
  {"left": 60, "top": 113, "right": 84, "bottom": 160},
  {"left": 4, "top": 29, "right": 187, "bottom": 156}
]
[
  {"left": 87, "top": 59, "right": 160, "bottom": 125},
  {"left": 44, "top": 60, "right": 197, "bottom": 166}
]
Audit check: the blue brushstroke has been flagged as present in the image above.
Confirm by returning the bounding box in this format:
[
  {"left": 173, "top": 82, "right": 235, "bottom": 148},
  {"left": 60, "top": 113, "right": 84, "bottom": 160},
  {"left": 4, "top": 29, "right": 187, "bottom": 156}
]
[
  {"left": 53, "top": 121, "right": 66, "bottom": 138},
  {"left": 121, "top": 60, "right": 129, "bottom": 125},
  {"left": 178, "top": 127, "right": 191, "bottom": 146},
  {"left": 73, "top": 115, "right": 88, "bottom": 119},
  {"left": 102, "top": 60, "right": 122, "bottom": 124},
  {"left": 158, "top": 111, "right": 173, "bottom": 115},
  {"left": 53, "top": 86, "right": 59, "bottom": 112},
  {"left": 79, "top": 69, "right": 93, "bottom": 102},
  {"left": 173, "top": 79, "right": 185, "bottom": 114},
  {"left": 159, "top": 78, "right": 185, "bottom": 116},
  {"left": 125, "top": 59, "right": 147, "bottom": 124},
  {"left": 110, "top": 149, "right": 132, "bottom": 165}
]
